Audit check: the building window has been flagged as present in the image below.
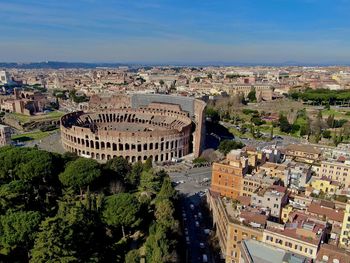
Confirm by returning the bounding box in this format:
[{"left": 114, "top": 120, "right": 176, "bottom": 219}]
[{"left": 266, "top": 236, "right": 273, "bottom": 242}]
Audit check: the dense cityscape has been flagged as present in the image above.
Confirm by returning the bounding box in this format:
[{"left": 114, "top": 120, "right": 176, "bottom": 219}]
[{"left": 1, "top": 64, "right": 350, "bottom": 263}]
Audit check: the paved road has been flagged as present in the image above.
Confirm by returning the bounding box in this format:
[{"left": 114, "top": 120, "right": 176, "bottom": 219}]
[
  {"left": 169, "top": 167, "right": 214, "bottom": 263},
  {"left": 170, "top": 166, "right": 212, "bottom": 195},
  {"left": 181, "top": 195, "right": 214, "bottom": 263}
]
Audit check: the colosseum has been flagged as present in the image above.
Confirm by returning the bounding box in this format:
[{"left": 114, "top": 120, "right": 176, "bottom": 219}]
[{"left": 60, "top": 94, "right": 206, "bottom": 163}]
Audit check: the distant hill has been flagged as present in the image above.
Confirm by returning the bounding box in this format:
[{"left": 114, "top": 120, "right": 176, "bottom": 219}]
[
  {"left": 0, "top": 61, "right": 130, "bottom": 69},
  {"left": 0, "top": 61, "right": 349, "bottom": 69}
]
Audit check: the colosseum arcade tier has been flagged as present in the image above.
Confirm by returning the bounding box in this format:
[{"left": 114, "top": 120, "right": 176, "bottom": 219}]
[{"left": 60, "top": 94, "right": 206, "bottom": 163}]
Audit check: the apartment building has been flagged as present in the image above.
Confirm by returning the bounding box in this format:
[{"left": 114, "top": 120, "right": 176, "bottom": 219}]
[
  {"left": 211, "top": 150, "right": 249, "bottom": 199},
  {"left": 242, "top": 146, "right": 267, "bottom": 168},
  {"left": 208, "top": 191, "right": 322, "bottom": 262},
  {"left": 306, "top": 200, "right": 344, "bottom": 228},
  {"left": 263, "top": 218, "right": 325, "bottom": 260},
  {"left": 285, "top": 144, "right": 322, "bottom": 163},
  {"left": 207, "top": 191, "right": 264, "bottom": 263},
  {"left": 239, "top": 239, "right": 308, "bottom": 263},
  {"left": 339, "top": 203, "right": 350, "bottom": 249},
  {"left": 316, "top": 244, "right": 350, "bottom": 263},
  {"left": 241, "top": 171, "right": 279, "bottom": 197},
  {"left": 258, "top": 162, "right": 289, "bottom": 185},
  {"left": 319, "top": 160, "right": 350, "bottom": 188},
  {"left": 251, "top": 186, "right": 288, "bottom": 219},
  {"left": 288, "top": 162, "right": 312, "bottom": 192},
  {"left": 309, "top": 177, "right": 339, "bottom": 195}
]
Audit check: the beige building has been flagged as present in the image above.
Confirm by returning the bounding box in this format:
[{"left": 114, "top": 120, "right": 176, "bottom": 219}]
[
  {"left": 241, "top": 171, "right": 278, "bottom": 197},
  {"left": 263, "top": 224, "right": 322, "bottom": 260},
  {"left": 319, "top": 160, "right": 350, "bottom": 188},
  {"left": 207, "top": 191, "right": 264, "bottom": 263},
  {"left": 258, "top": 162, "right": 289, "bottom": 185},
  {"left": 285, "top": 144, "right": 322, "bottom": 163},
  {"left": 251, "top": 186, "right": 288, "bottom": 219},
  {"left": 339, "top": 203, "right": 350, "bottom": 249}
]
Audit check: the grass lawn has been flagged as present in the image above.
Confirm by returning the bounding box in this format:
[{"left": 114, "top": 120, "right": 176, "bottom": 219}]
[
  {"left": 11, "top": 129, "right": 59, "bottom": 142},
  {"left": 321, "top": 108, "right": 350, "bottom": 120},
  {"left": 9, "top": 111, "right": 65, "bottom": 123}
]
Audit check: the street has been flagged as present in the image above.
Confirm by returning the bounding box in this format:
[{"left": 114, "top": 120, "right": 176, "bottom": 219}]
[{"left": 169, "top": 167, "right": 215, "bottom": 263}]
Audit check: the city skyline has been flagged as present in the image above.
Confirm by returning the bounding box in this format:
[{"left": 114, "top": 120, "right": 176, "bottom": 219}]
[{"left": 0, "top": 0, "right": 350, "bottom": 63}]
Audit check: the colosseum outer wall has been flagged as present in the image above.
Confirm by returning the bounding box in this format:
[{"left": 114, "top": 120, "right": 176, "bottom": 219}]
[{"left": 62, "top": 94, "right": 206, "bottom": 163}]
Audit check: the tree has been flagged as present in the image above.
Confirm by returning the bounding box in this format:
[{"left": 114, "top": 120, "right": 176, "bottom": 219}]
[
  {"left": 144, "top": 158, "right": 153, "bottom": 172},
  {"left": 251, "top": 116, "right": 265, "bottom": 126},
  {"left": 30, "top": 216, "right": 77, "bottom": 263},
  {"left": 102, "top": 193, "right": 141, "bottom": 237},
  {"left": 139, "top": 170, "right": 162, "bottom": 194},
  {"left": 106, "top": 156, "right": 131, "bottom": 177},
  {"left": 205, "top": 107, "right": 220, "bottom": 123},
  {"left": 59, "top": 158, "right": 101, "bottom": 194},
  {"left": 270, "top": 125, "right": 274, "bottom": 140},
  {"left": 300, "top": 117, "right": 311, "bottom": 138},
  {"left": 155, "top": 177, "right": 176, "bottom": 203},
  {"left": 127, "top": 161, "right": 144, "bottom": 187},
  {"left": 144, "top": 224, "right": 172, "bottom": 263},
  {"left": 193, "top": 157, "right": 207, "bottom": 164},
  {"left": 0, "top": 180, "right": 30, "bottom": 211},
  {"left": 291, "top": 124, "right": 300, "bottom": 133},
  {"left": 105, "top": 156, "right": 131, "bottom": 190},
  {"left": 17, "top": 150, "right": 59, "bottom": 182},
  {"left": 310, "top": 111, "right": 324, "bottom": 140},
  {"left": 155, "top": 199, "right": 177, "bottom": 230},
  {"left": 31, "top": 195, "right": 107, "bottom": 263},
  {"left": 322, "top": 130, "right": 332, "bottom": 139},
  {"left": 194, "top": 77, "right": 201, "bottom": 82},
  {"left": 125, "top": 249, "right": 140, "bottom": 263},
  {"left": 247, "top": 88, "right": 257, "bottom": 102},
  {"left": 218, "top": 140, "right": 245, "bottom": 155},
  {"left": 0, "top": 210, "right": 41, "bottom": 256},
  {"left": 279, "top": 114, "right": 292, "bottom": 133},
  {"left": 326, "top": 114, "right": 335, "bottom": 128},
  {"left": 159, "top": 80, "right": 165, "bottom": 86}
]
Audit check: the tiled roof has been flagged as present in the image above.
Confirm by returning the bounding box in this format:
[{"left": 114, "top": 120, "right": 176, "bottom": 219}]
[{"left": 308, "top": 201, "right": 344, "bottom": 222}]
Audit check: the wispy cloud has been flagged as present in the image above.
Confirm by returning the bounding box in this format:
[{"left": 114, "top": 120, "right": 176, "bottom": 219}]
[{"left": 0, "top": 0, "right": 349, "bottom": 62}]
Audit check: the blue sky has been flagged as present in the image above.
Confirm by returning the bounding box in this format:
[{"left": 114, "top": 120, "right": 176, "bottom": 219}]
[{"left": 0, "top": 0, "right": 349, "bottom": 63}]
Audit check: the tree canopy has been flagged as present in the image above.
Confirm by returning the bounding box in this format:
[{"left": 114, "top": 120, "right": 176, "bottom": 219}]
[
  {"left": 0, "top": 147, "right": 179, "bottom": 262},
  {"left": 218, "top": 140, "right": 245, "bottom": 155},
  {"left": 59, "top": 158, "right": 101, "bottom": 191}
]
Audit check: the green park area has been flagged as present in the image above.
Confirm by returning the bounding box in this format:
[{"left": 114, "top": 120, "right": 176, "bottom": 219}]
[
  {"left": 321, "top": 108, "right": 350, "bottom": 120},
  {"left": 11, "top": 129, "right": 59, "bottom": 142},
  {"left": 206, "top": 93, "right": 350, "bottom": 145},
  {"left": 9, "top": 111, "right": 65, "bottom": 124}
]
